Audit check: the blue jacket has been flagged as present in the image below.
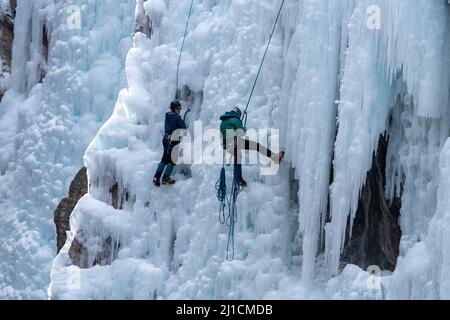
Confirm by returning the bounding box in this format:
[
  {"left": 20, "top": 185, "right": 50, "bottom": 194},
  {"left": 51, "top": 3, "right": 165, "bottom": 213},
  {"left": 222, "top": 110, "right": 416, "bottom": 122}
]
[{"left": 165, "top": 112, "right": 187, "bottom": 135}]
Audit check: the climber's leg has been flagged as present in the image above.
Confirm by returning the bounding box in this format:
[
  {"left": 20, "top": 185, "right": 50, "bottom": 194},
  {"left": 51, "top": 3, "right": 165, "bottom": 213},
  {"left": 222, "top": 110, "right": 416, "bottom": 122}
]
[
  {"left": 161, "top": 157, "right": 176, "bottom": 185},
  {"left": 162, "top": 141, "right": 180, "bottom": 185},
  {"left": 223, "top": 138, "right": 247, "bottom": 187},
  {"left": 162, "top": 162, "right": 175, "bottom": 180},
  {"left": 154, "top": 161, "right": 166, "bottom": 180},
  {"left": 239, "top": 137, "right": 285, "bottom": 164},
  {"left": 223, "top": 138, "right": 243, "bottom": 163},
  {"left": 153, "top": 137, "right": 171, "bottom": 186}
]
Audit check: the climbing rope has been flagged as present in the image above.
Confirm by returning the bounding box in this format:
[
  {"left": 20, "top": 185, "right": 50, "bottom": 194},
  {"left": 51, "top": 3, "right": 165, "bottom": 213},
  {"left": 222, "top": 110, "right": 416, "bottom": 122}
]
[
  {"left": 216, "top": 0, "right": 286, "bottom": 261},
  {"left": 242, "top": 0, "right": 285, "bottom": 127},
  {"left": 215, "top": 154, "right": 227, "bottom": 224},
  {"left": 226, "top": 150, "right": 241, "bottom": 261},
  {"left": 175, "top": 0, "right": 194, "bottom": 100},
  {"left": 216, "top": 138, "right": 241, "bottom": 261}
]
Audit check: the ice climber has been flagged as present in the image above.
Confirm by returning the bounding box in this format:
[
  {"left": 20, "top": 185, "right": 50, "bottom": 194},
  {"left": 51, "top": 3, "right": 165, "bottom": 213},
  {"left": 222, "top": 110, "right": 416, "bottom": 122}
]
[
  {"left": 220, "top": 106, "right": 285, "bottom": 187},
  {"left": 153, "top": 100, "right": 187, "bottom": 187}
]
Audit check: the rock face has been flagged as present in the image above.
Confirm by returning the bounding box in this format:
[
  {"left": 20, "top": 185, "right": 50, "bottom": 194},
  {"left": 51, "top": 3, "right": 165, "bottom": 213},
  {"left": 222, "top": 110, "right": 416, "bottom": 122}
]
[
  {"left": 68, "top": 231, "right": 116, "bottom": 269},
  {"left": 61, "top": 169, "right": 120, "bottom": 268},
  {"left": 343, "top": 136, "right": 402, "bottom": 271},
  {"left": 54, "top": 167, "right": 88, "bottom": 253},
  {"left": 0, "top": 0, "right": 16, "bottom": 100},
  {"left": 55, "top": 167, "right": 115, "bottom": 270},
  {"left": 135, "top": 0, "right": 151, "bottom": 37}
]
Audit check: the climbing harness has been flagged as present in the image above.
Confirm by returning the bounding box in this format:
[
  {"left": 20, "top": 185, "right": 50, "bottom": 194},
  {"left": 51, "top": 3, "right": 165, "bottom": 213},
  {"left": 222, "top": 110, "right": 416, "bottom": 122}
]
[
  {"left": 215, "top": 0, "right": 286, "bottom": 261},
  {"left": 175, "top": 0, "right": 194, "bottom": 100},
  {"left": 164, "top": 133, "right": 179, "bottom": 157}
]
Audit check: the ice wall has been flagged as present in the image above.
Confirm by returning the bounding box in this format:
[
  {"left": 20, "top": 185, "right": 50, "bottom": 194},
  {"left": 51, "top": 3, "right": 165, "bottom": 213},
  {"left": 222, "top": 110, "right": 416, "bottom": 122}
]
[
  {"left": 0, "top": 0, "right": 135, "bottom": 299},
  {"left": 280, "top": 0, "right": 359, "bottom": 285},
  {"left": 51, "top": 0, "right": 300, "bottom": 300},
  {"left": 326, "top": 0, "right": 450, "bottom": 281},
  {"left": 50, "top": 0, "right": 450, "bottom": 300},
  {"left": 388, "top": 139, "right": 450, "bottom": 300}
]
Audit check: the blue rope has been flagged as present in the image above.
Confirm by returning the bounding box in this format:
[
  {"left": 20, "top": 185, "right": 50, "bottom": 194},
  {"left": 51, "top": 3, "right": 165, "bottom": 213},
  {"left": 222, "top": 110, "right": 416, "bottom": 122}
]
[
  {"left": 242, "top": 0, "right": 285, "bottom": 126},
  {"left": 215, "top": 166, "right": 227, "bottom": 224},
  {"left": 175, "top": 0, "right": 194, "bottom": 99},
  {"left": 226, "top": 156, "right": 241, "bottom": 261},
  {"left": 215, "top": 139, "right": 242, "bottom": 261}
]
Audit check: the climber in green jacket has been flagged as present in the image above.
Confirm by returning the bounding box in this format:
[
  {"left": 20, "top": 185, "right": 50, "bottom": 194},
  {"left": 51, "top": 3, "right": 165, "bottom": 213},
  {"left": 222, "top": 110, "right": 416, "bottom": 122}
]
[{"left": 220, "top": 107, "right": 285, "bottom": 187}]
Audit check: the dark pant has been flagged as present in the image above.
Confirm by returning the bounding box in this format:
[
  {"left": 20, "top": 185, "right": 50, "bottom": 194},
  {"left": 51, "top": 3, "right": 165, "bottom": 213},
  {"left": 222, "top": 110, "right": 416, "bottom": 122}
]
[
  {"left": 154, "top": 137, "right": 180, "bottom": 180},
  {"left": 223, "top": 136, "right": 274, "bottom": 180}
]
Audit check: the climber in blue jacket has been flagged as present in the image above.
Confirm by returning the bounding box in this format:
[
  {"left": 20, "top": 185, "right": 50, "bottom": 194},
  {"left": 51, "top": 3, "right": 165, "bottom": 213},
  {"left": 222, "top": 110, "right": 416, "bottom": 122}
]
[
  {"left": 153, "top": 101, "right": 187, "bottom": 187},
  {"left": 220, "top": 107, "right": 285, "bottom": 187}
]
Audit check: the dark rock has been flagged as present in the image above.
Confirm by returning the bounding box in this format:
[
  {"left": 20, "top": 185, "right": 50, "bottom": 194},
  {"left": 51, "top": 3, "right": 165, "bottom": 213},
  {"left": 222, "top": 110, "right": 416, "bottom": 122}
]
[
  {"left": 109, "top": 182, "right": 119, "bottom": 209},
  {"left": 54, "top": 167, "right": 88, "bottom": 253},
  {"left": 9, "top": 0, "right": 16, "bottom": 17},
  {"left": 68, "top": 231, "right": 116, "bottom": 269},
  {"left": 67, "top": 231, "right": 90, "bottom": 268},
  {"left": 40, "top": 24, "right": 49, "bottom": 82},
  {"left": 0, "top": 1, "right": 15, "bottom": 100},
  {"left": 109, "top": 181, "right": 133, "bottom": 210},
  {"left": 64, "top": 172, "right": 122, "bottom": 268},
  {"left": 135, "top": 0, "right": 152, "bottom": 37},
  {"left": 343, "top": 135, "right": 402, "bottom": 271}
]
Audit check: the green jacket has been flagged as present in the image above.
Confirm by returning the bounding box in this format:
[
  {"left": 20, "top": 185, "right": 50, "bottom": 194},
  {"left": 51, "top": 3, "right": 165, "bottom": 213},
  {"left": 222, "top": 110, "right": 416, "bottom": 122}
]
[{"left": 220, "top": 111, "right": 246, "bottom": 141}]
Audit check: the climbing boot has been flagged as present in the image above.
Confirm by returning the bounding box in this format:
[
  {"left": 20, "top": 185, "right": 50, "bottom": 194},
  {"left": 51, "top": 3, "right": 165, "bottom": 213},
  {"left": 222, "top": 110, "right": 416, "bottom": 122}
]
[
  {"left": 153, "top": 177, "right": 161, "bottom": 187},
  {"left": 162, "top": 177, "right": 176, "bottom": 185},
  {"left": 274, "top": 151, "right": 286, "bottom": 164}
]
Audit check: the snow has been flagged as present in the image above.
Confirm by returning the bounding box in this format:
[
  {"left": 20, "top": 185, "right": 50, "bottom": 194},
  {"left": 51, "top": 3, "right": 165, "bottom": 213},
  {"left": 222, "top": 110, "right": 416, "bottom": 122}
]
[
  {"left": 326, "top": 264, "right": 390, "bottom": 300},
  {"left": 144, "top": 0, "right": 167, "bottom": 24},
  {"left": 50, "top": 194, "right": 166, "bottom": 300},
  {"left": 389, "top": 139, "right": 450, "bottom": 299},
  {"left": 0, "top": 1, "right": 10, "bottom": 17},
  {"left": 0, "top": 0, "right": 135, "bottom": 299},
  {"left": 0, "top": 0, "right": 449, "bottom": 300}
]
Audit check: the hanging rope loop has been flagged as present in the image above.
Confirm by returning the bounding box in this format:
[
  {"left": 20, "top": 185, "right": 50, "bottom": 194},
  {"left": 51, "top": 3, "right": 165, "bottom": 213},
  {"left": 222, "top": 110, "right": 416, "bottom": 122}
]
[
  {"left": 225, "top": 137, "right": 241, "bottom": 260},
  {"left": 215, "top": 151, "right": 227, "bottom": 224}
]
